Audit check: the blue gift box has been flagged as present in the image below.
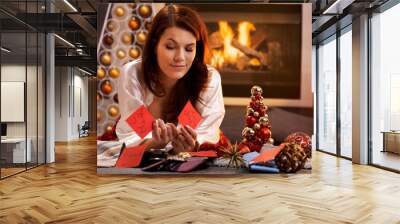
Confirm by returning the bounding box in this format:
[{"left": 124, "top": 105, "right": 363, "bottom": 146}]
[{"left": 249, "top": 164, "right": 280, "bottom": 173}]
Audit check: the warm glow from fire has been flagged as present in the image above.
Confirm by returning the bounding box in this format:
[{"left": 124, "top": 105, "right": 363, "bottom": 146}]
[
  {"left": 219, "top": 21, "right": 238, "bottom": 64},
  {"left": 249, "top": 58, "right": 261, "bottom": 66},
  {"left": 210, "top": 21, "right": 256, "bottom": 69},
  {"left": 238, "top": 21, "right": 256, "bottom": 48},
  {"left": 210, "top": 49, "right": 224, "bottom": 69}
]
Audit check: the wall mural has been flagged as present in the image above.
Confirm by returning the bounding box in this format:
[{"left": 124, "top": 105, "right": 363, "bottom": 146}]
[{"left": 97, "top": 3, "right": 312, "bottom": 175}]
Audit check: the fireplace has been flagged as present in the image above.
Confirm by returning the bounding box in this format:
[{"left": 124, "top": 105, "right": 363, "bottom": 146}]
[{"left": 189, "top": 4, "right": 302, "bottom": 99}]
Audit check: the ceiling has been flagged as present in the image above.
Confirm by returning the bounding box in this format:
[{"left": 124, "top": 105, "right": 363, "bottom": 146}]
[
  {"left": 0, "top": 0, "right": 392, "bottom": 72},
  {"left": 0, "top": 0, "right": 98, "bottom": 73}
]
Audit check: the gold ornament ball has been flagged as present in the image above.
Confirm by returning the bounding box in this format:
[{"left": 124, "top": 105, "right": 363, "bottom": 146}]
[
  {"left": 251, "top": 85, "right": 263, "bottom": 96},
  {"left": 242, "top": 127, "right": 255, "bottom": 138},
  {"left": 97, "top": 67, "right": 106, "bottom": 80},
  {"left": 116, "top": 50, "right": 126, "bottom": 59},
  {"left": 108, "top": 105, "right": 120, "bottom": 117},
  {"left": 247, "top": 128, "right": 255, "bottom": 137},
  {"left": 254, "top": 123, "right": 261, "bottom": 130},
  {"left": 97, "top": 111, "right": 103, "bottom": 122},
  {"left": 254, "top": 111, "right": 259, "bottom": 117},
  {"left": 268, "top": 138, "right": 274, "bottom": 145},
  {"left": 128, "top": 17, "right": 141, "bottom": 30},
  {"left": 136, "top": 32, "right": 147, "bottom": 44},
  {"left": 129, "top": 47, "right": 140, "bottom": 59},
  {"left": 100, "top": 52, "right": 112, "bottom": 65},
  {"left": 259, "top": 116, "right": 269, "bottom": 126},
  {"left": 138, "top": 5, "right": 152, "bottom": 18},
  {"left": 246, "top": 107, "right": 254, "bottom": 115},
  {"left": 114, "top": 6, "right": 125, "bottom": 17},
  {"left": 97, "top": 93, "right": 102, "bottom": 102},
  {"left": 121, "top": 32, "right": 133, "bottom": 45},
  {"left": 106, "top": 20, "right": 117, "bottom": 32},
  {"left": 105, "top": 124, "right": 114, "bottom": 133},
  {"left": 108, "top": 67, "right": 120, "bottom": 79}
]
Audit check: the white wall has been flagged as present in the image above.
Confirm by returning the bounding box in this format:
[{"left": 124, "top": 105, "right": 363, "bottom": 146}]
[
  {"left": 55, "top": 66, "right": 69, "bottom": 141},
  {"left": 54, "top": 67, "right": 89, "bottom": 141},
  {"left": 1, "top": 64, "right": 46, "bottom": 163},
  {"left": 72, "top": 72, "right": 89, "bottom": 138},
  {"left": 1, "top": 65, "right": 40, "bottom": 137}
]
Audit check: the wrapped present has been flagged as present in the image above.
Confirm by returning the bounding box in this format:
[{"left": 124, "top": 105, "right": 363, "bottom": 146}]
[
  {"left": 249, "top": 164, "right": 279, "bottom": 173},
  {"left": 251, "top": 144, "right": 284, "bottom": 164}
]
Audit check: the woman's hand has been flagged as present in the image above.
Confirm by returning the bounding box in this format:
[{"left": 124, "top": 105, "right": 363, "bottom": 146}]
[
  {"left": 171, "top": 125, "right": 198, "bottom": 154},
  {"left": 148, "top": 119, "right": 174, "bottom": 150}
]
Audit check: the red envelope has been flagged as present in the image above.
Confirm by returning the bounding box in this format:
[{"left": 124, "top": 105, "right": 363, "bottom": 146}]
[
  {"left": 115, "top": 143, "right": 147, "bottom": 168},
  {"left": 251, "top": 144, "right": 284, "bottom": 164},
  {"left": 126, "top": 105, "right": 154, "bottom": 139},
  {"left": 178, "top": 101, "right": 202, "bottom": 129},
  {"left": 189, "top": 150, "right": 218, "bottom": 158}
]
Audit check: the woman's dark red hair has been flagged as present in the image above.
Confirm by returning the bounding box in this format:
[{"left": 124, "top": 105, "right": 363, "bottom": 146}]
[{"left": 142, "top": 4, "right": 210, "bottom": 122}]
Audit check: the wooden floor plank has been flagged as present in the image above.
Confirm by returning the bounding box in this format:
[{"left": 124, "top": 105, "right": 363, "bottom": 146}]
[{"left": 0, "top": 136, "right": 400, "bottom": 223}]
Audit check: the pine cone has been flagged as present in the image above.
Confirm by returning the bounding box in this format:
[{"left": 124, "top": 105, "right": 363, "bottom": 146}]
[{"left": 275, "top": 143, "right": 307, "bottom": 173}]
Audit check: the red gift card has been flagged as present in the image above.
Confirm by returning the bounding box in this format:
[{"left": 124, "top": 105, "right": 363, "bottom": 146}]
[
  {"left": 115, "top": 143, "right": 147, "bottom": 168},
  {"left": 251, "top": 144, "right": 284, "bottom": 164},
  {"left": 126, "top": 105, "right": 154, "bottom": 139},
  {"left": 189, "top": 150, "right": 217, "bottom": 158},
  {"left": 178, "top": 101, "right": 202, "bottom": 129}
]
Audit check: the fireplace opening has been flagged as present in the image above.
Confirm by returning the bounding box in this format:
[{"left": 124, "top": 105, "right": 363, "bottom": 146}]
[{"left": 190, "top": 4, "right": 303, "bottom": 99}]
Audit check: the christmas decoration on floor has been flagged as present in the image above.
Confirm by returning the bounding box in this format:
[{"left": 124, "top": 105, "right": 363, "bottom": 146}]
[
  {"left": 284, "top": 132, "right": 312, "bottom": 169},
  {"left": 274, "top": 143, "right": 307, "bottom": 173},
  {"left": 284, "top": 132, "right": 312, "bottom": 158},
  {"left": 239, "top": 85, "right": 273, "bottom": 152},
  {"left": 217, "top": 142, "right": 245, "bottom": 168}
]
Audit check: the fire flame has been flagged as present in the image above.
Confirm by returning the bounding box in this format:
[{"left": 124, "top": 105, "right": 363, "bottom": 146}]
[
  {"left": 210, "top": 21, "right": 256, "bottom": 69},
  {"left": 238, "top": 21, "right": 256, "bottom": 51}
]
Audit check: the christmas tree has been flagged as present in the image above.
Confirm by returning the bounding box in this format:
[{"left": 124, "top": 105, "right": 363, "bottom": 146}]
[{"left": 240, "top": 86, "right": 273, "bottom": 153}]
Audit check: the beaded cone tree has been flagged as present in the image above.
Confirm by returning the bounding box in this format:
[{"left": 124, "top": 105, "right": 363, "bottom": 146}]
[{"left": 239, "top": 86, "right": 274, "bottom": 153}]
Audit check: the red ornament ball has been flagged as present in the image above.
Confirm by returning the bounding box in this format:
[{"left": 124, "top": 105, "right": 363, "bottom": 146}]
[
  {"left": 254, "top": 137, "right": 263, "bottom": 146},
  {"left": 101, "top": 80, "right": 113, "bottom": 95},
  {"left": 247, "top": 142, "right": 262, "bottom": 152},
  {"left": 254, "top": 95, "right": 263, "bottom": 101},
  {"left": 258, "top": 127, "right": 271, "bottom": 140},
  {"left": 284, "top": 132, "right": 312, "bottom": 158},
  {"left": 113, "top": 94, "right": 119, "bottom": 103},
  {"left": 246, "top": 116, "right": 257, "bottom": 127}
]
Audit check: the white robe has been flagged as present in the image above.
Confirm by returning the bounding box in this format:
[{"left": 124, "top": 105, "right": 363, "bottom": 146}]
[{"left": 116, "top": 59, "right": 225, "bottom": 148}]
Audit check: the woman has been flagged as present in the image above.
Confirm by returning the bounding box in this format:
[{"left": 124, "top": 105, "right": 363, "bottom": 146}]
[{"left": 116, "top": 4, "right": 225, "bottom": 154}]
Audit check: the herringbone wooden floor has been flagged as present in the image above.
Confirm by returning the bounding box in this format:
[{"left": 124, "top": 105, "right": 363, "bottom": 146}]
[{"left": 1, "top": 136, "right": 400, "bottom": 224}]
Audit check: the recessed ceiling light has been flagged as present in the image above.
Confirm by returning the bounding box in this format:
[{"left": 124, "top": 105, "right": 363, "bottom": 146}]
[
  {"left": 54, "top": 34, "right": 75, "bottom": 48},
  {"left": 78, "top": 67, "right": 93, "bottom": 76},
  {"left": 322, "top": 0, "right": 354, "bottom": 15},
  {"left": 1, "top": 47, "right": 11, "bottom": 53},
  {"left": 63, "top": 0, "right": 78, "bottom": 12}
]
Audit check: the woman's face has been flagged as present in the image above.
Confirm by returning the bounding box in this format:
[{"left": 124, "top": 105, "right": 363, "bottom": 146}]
[{"left": 156, "top": 26, "right": 197, "bottom": 82}]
